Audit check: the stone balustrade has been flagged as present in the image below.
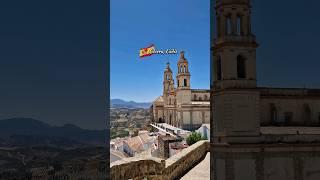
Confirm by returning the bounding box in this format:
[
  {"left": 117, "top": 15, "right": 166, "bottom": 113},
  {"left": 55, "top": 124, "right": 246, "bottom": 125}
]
[{"left": 110, "top": 140, "right": 210, "bottom": 180}]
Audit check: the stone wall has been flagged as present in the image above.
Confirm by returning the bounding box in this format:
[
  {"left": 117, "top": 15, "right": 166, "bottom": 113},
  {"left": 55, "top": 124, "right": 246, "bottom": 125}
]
[
  {"left": 163, "top": 140, "right": 209, "bottom": 179},
  {"left": 110, "top": 140, "right": 209, "bottom": 180},
  {"left": 212, "top": 143, "right": 320, "bottom": 180},
  {"left": 110, "top": 157, "right": 165, "bottom": 180},
  {"left": 260, "top": 96, "right": 320, "bottom": 126}
]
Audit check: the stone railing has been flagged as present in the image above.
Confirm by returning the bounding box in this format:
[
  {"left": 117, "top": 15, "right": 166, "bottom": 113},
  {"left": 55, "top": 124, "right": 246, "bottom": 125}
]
[
  {"left": 110, "top": 140, "right": 210, "bottom": 180},
  {"left": 163, "top": 140, "right": 210, "bottom": 179}
]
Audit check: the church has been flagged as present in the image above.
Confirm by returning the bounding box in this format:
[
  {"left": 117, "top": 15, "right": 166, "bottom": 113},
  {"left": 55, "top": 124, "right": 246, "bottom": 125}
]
[
  {"left": 211, "top": 0, "right": 320, "bottom": 179},
  {"left": 151, "top": 51, "right": 210, "bottom": 131},
  {"left": 211, "top": 0, "right": 320, "bottom": 144}
]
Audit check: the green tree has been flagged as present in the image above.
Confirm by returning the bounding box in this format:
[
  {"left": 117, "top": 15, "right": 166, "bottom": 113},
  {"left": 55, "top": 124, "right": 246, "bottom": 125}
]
[{"left": 186, "top": 132, "right": 203, "bottom": 146}]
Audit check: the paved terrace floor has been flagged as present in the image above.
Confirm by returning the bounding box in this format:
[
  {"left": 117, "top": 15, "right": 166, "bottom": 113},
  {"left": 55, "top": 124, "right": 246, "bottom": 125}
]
[{"left": 180, "top": 152, "right": 210, "bottom": 180}]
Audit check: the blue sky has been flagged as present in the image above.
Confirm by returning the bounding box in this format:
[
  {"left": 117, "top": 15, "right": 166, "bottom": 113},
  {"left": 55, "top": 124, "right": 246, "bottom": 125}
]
[{"left": 110, "top": 0, "right": 210, "bottom": 102}]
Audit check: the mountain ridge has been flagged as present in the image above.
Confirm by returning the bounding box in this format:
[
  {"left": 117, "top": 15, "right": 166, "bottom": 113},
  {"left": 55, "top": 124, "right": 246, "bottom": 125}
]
[
  {"left": 110, "top": 99, "right": 151, "bottom": 109},
  {"left": 0, "top": 118, "right": 106, "bottom": 147}
]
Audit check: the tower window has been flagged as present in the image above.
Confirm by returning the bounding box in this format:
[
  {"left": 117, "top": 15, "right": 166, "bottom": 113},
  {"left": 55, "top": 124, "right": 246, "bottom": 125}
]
[
  {"left": 236, "top": 15, "right": 242, "bottom": 35},
  {"left": 217, "top": 56, "right": 222, "bottom": 80},
  {"left": 180, "top": 66, "right": 183, "bottom": 73},
  {"left": 226, "top": 15, "right": 232, "bottom": 35},
  {"left": 184, "top": 79, "right": 187, "bottom": 87},
  {"left": 237, "top": 55, "right": 246, "bottom": 79}
]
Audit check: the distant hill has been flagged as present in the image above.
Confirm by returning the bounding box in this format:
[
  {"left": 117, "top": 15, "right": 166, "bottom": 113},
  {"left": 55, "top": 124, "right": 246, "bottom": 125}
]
[
  {"left": 0, "top": 118, "right": 107, "bottom": 147},
  {"left": 111, "top": 99, "right": 151, "bottom": 109}
]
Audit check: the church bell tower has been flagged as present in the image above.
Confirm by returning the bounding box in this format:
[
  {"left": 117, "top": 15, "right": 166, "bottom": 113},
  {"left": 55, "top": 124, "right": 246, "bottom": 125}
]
[
  {"left": 212, "top": 0, "right": 260, "bottom": 143},
  {"left": 163, "top": 62, "right": 173, "bottom": 100},
  {"left": 176, "top": 51, "right": 190, "bottom": 90},
  {"left": 176, "top": 51, "right": 192, "bottom": 106},
  {"left": 213, "top": 0, "right": 258, "bottom": 90}
]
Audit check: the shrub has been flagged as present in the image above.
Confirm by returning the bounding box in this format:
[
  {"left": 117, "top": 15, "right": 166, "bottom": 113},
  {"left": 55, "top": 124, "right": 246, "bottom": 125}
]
[{"left": 186, "top": 132, "right": 203, "bottom": 146}]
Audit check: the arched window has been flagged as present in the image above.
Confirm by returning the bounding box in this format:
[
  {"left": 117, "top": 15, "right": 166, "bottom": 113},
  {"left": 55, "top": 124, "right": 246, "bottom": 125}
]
[
  {"left": 217, "top": 56, "right": 222, "bottom": 80},
  {"left": 270, "top": 103, "right": 278, "bottom": 125},
  {"left": 184, "top": 79, "right": 187, "bottom": 87},
  {"left": 180, "top": 66, "right": 183, "bottom": 73},
  {"left": 184, "top": 65, "right": 187, "bottom": 73},
  {"left": 304, "top": 104, "right": 311, "bottom": 125},
  {"left": 236, "top": 15, "right": 242, "bottom": 35},
  {"left": 237, "top": 55, "right": 246, "bottom": 79},
  {"left": 226, "top": 15, "right": 232, "bottom": 35},
  {"left": 194, "top": 94, "right": 197, "bottom": 100}
]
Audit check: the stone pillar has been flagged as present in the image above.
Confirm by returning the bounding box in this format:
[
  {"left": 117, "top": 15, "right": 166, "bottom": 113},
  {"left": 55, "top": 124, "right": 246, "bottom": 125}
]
[{"left": 158, "top": 134, "right": 180, "bottom": 159}]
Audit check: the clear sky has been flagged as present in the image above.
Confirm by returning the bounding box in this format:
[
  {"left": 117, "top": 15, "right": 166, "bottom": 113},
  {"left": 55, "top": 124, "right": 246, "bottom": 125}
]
[
  {"left": 0, "top": 0, "right": 107, "bottom": 129},
  {"left": 252, "top": 0, "right": 320, "bottom": 89},
  {"left": 110, "top": 0, "right": 210, "bottom": 102}
]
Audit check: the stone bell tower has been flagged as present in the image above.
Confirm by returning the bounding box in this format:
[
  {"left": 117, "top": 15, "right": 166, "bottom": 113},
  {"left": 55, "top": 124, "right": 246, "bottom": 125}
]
[
  {"left": 176, "top": 51, "right": 191, "bottom": 105},
  {"left": 163, "top": 62, "right": 176, "bottom": 125},
  {"left": 212, "top": 0, "right": 260, "bottom": 143},
  {"left": 163, "top": 62, "right": 174, "bottom": 104}
]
